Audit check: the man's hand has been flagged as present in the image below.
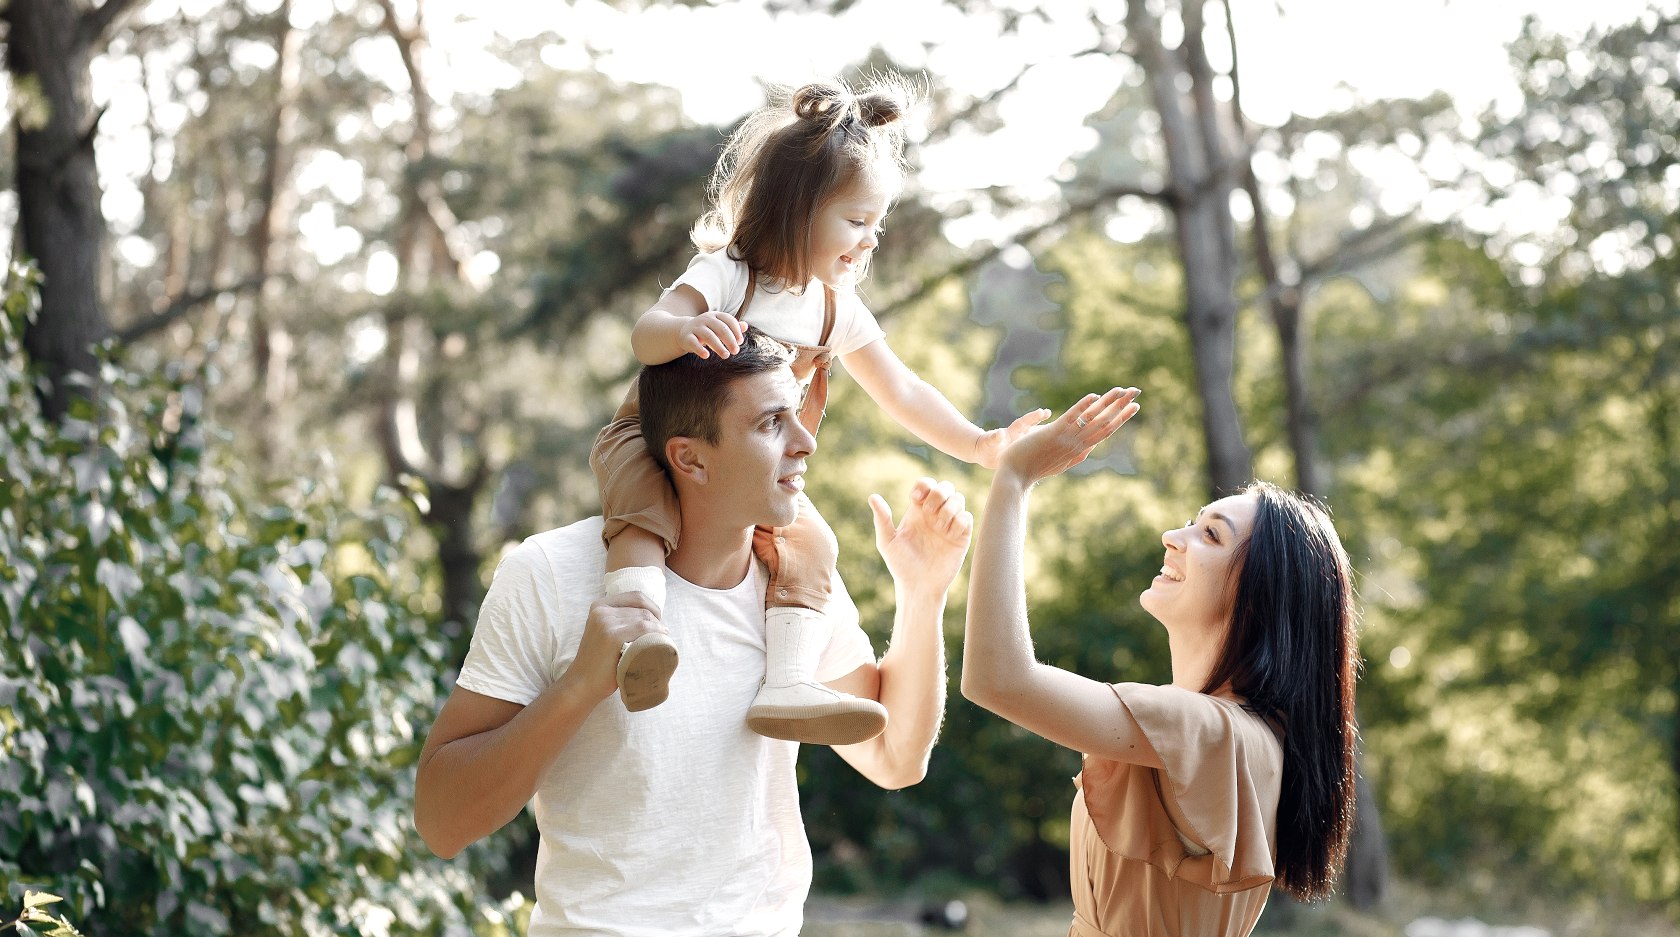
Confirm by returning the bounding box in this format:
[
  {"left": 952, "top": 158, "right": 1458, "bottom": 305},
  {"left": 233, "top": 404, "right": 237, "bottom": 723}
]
[
  {"left": 677, "top": 311, "right": 747, "bottom": 359},
  {"left": 869, "top": 477, "right": 973, "bottom": 596},
  {"left": 561, "top": 592, "right": 665, "bottom": 703}
]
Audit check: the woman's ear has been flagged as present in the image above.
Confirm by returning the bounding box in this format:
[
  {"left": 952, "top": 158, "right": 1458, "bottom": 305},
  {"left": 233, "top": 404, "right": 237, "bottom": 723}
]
[{"left": 665, "top": 437, "right": 707, "bottom": 485}]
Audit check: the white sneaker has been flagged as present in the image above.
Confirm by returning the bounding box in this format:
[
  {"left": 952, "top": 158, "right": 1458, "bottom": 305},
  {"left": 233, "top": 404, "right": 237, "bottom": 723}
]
[{"left": 747, "top": 681, "right": 887, "bottom": 745}]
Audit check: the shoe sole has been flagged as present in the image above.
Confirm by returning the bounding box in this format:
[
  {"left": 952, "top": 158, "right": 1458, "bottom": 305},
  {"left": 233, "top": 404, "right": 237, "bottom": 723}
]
[
  {"left": 617, "top": 633, "right": 679, "bottom": 712},
  {"left": 747, "top": 707, "right": 887, "bottom": 746}
]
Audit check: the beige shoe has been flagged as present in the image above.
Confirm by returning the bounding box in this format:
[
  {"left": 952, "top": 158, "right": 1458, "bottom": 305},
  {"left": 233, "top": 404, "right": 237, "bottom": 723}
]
[
  {"left": 747, "top": 681, "right": 887, "bottom": 745},
  {"left": 617, "top": 632, "right": 678, "bottom": 712}
]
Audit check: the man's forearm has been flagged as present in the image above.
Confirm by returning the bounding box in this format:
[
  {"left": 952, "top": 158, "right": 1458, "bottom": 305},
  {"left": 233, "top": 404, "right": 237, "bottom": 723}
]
[
  {"left": 415, "top": 677, "right": 598, "bottom": 858},
  {"left": 864, "top": 583, "right": 949, "bottom": 788}
]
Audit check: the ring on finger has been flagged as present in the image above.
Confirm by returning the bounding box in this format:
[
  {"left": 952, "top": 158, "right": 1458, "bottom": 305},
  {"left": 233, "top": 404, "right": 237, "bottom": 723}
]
[{"left": 1074, "top": 416, "right": 1088, "bottom": 428}]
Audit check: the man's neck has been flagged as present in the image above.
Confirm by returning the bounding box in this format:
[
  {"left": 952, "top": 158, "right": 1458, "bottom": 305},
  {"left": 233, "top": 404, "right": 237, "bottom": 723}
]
[{"left": 665, "top": 507, "right": 757, "bottom": 591}]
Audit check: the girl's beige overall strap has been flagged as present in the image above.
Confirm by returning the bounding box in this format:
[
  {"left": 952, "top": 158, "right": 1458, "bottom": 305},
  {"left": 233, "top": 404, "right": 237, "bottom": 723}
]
[
  {"left": 735, "top": 268, "right": 757, "bottom": 320},
  {"left": 795, "top": 286, "right": 838, "bottom": 436}
]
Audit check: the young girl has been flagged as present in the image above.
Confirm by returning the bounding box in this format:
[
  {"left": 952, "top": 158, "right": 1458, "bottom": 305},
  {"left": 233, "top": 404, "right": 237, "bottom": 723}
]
[{"left": 593, "top": 77, "right": 1045, "bottom": 745}]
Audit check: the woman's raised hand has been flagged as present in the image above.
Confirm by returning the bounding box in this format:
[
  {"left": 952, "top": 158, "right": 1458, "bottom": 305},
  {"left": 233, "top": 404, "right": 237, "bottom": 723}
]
[{"left": 996, "top": 387, "right": 1141, "bottom": 489}]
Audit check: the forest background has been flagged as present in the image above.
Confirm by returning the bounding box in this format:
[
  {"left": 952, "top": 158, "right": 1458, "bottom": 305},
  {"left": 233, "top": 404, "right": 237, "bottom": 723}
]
[{"left": 1, "top": 0, "right": 1677, "bottom": 934}]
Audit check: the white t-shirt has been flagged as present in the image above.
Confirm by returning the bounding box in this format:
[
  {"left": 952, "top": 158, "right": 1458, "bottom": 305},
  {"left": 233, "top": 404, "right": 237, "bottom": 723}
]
[
  {"left": 670, "top": 251, "right": 886, "bottom": 357},
  {"left": 456, "top": 517, "right": 876, "bottom": 937}
]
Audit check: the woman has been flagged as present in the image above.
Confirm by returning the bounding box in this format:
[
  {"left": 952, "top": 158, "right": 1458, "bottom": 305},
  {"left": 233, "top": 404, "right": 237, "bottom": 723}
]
[{"left": 962, "top": 387, "right": 1359, "bottom": 937}]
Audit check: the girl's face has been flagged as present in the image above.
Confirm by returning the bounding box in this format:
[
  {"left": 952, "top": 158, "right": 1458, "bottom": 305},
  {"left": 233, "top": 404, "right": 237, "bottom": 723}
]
[
  {"left": 1139, "top": 493, "right": 1259, "bottom": 642},
  {"left": 808, "top": 177, "right": 891, "bottom": 287}
]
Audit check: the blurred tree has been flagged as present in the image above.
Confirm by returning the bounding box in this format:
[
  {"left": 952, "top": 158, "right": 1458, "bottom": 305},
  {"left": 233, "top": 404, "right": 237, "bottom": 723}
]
[
  {"left": 2, "top": 0, "right": 137, "bottom": 420},
  {"left": 1311, "top": 9, "right": 1679, "bottom": 913}
]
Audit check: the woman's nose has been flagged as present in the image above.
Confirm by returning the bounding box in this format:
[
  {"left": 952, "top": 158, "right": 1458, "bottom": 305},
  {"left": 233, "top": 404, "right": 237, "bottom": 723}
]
[{"left": 1161, "top": 529, "right": 1183, "bottom": 551}]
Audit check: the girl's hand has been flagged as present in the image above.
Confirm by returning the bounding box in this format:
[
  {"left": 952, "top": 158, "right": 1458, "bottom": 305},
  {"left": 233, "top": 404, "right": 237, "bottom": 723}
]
[
  {"left": 996, "top": 387, "right": 1140, "bottom": 488},
  {"left": 678, "top": 311, "right": 748, "bottom": 359},
  {"left": 973, "top": 407, "right": 1052, "bottom": 469}
]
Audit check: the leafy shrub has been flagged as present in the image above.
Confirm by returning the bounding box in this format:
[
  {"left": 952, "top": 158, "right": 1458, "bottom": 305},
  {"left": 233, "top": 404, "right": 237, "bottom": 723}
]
[{"left": 0, "top": 265, "right": 497, "bottom": 934}]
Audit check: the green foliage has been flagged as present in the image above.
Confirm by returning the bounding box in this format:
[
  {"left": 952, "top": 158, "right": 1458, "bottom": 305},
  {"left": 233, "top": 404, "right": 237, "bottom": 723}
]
[
  {"left": 0, "top": 264, "right": 496, "bottom": 934},
  {"left": 1, "top": 890, "right": 82, "bottom": 937}
]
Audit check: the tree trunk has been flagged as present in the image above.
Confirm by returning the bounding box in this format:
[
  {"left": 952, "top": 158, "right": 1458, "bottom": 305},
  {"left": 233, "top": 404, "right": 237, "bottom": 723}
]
[
  {"left": 248, "top": 0, "right": 304, "bottom": 467},
  {"left": 3, "top": 0, "right": 136, "bottom": 420},
  {"left": 1216, "top": 0, "right": 1387, "bottom": 903},
  {"left": 372, "top": 0, "right": 488, "bottom": 653},
  {"left": 1127, "top": 0, "right": 1252, "bottom": 497}
]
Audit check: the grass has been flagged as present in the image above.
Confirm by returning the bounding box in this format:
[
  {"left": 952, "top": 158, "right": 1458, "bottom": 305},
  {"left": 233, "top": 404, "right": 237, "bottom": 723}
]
[{"left": 802, "top": 880, "right": 1680, "bottom": 937}]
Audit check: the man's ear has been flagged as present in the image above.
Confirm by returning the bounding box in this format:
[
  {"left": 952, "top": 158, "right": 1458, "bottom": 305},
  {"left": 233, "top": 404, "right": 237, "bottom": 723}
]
[{"left": 665, "top": 436, "right": 707, "bottom": 485}]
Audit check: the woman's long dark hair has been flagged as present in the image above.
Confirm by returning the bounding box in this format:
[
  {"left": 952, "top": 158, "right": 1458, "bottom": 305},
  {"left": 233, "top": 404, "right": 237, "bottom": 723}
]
[{"left": 1201, "top": 481, "right": 1359, "bottom": 901}]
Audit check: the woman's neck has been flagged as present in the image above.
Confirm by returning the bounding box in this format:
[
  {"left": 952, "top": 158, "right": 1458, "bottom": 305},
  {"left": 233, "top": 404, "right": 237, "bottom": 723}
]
[{"left": 1166, "top": 626, "right": 1224, "bottom": 693}]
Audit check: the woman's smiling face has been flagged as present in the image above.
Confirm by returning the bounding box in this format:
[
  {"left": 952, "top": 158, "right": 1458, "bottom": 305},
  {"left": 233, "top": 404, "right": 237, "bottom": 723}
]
[{"left": 1139, "top": 492, "right": 1259, "bottom": 639}]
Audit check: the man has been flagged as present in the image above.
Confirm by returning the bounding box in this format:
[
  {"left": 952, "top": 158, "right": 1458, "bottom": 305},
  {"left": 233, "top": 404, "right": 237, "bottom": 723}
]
[{"left": 413, "top": 327, "right": 971, "bottom": 936}]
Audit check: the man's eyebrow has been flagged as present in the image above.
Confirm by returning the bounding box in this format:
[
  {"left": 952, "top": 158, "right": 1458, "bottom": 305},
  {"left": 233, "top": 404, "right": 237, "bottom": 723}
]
[{"left": 754, "top": 403, "right": 790, "bottom": 423}]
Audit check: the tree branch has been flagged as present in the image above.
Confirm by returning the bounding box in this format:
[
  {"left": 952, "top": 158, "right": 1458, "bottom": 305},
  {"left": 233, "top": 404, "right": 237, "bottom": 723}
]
[
  {"left": 79, "top": 0, "right": 141, "bottom": 54},
  {"left": 115, "top": 276, "right": 274, "bottom": 343},
  {"left": 872, "top": 180, "right": 1167, "bottom": 322}
]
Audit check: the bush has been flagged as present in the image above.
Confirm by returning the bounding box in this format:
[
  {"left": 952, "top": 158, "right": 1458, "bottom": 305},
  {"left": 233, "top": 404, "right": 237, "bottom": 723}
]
[{"left": 0, "top": 265, "right": 496, "bottom": 934}]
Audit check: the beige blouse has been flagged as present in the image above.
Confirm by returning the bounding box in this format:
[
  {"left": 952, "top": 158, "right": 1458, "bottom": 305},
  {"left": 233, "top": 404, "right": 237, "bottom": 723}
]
[{"left": 1068, "top": 683, "right": 1283, "bottom": 937}]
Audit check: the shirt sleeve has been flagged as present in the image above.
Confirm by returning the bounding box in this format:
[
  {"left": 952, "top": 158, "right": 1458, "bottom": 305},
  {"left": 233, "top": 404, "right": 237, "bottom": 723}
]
[
  {"left": 455, "top": 540, "right": 568, "bottom": 706},
  {"left": 1075, "top": 683, "right": 1283, "bottom": 894},
  {"left": 668, "top": 251, "right": 750, "bottom": 316},
  {"left": 814, "top": 567, "right": 876, "bottom": 681},
  {"left": 828, "top": 289, "right": 887, "bottom": 357}
]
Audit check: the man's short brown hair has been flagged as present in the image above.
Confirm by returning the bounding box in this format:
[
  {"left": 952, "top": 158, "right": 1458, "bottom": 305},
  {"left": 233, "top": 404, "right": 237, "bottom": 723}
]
[{"left": 638, "top": 326, "right": 796, "bottom": 474}]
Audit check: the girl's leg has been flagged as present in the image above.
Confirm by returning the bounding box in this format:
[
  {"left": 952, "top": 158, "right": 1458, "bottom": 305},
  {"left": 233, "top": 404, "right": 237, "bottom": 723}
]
[
  {"left": 593, "top": 412, "right": 681, "bottom": 712},
  {"left": 746, "top": 496, "right": 887, "bottom": 745}
]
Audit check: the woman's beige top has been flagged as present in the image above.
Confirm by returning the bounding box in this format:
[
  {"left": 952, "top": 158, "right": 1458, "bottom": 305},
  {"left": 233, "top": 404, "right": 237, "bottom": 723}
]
[{"left": 1068, "top": 683, "right": 1284, "bottom": 937}]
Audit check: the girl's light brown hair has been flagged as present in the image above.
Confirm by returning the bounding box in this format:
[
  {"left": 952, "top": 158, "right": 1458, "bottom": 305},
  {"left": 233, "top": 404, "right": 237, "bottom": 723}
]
[{"left": 693, "top": 76, "right": 913, "bottom": 290}]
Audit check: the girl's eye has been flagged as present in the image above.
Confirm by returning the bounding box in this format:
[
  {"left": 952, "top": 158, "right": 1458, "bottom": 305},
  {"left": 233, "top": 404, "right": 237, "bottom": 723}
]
[{"left": 1204, "top": 524, "right": 1219, "bottom": 543}]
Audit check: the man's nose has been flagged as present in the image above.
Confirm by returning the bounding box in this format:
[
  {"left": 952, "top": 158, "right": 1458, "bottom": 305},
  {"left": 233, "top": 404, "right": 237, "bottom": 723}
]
[{"left": 789, "top": 418, "right": 816, "bottom": 457}]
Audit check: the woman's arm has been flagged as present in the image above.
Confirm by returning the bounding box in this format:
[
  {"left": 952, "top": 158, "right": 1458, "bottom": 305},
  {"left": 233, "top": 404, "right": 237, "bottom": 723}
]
[
  {"left": 960, "top": 388, "right": 1164, "bottom": 764},
  {"left": 631, "top": 284, "right": 748, "bottom": 365},
  {"left": 843, "top": 338, "right": 1046, "bottom": 468}
]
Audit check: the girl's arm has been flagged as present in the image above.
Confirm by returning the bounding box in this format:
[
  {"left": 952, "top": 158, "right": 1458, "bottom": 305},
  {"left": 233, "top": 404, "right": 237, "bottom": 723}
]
[
  {"left": 843, "top": 338, "right": 1047, "bottom": 468},
  {"left": 960, "top": 389, "right": 1164, "bottom": 764},
  {"left": 631, "top": 285, "right": 748, "bottom": 365}
]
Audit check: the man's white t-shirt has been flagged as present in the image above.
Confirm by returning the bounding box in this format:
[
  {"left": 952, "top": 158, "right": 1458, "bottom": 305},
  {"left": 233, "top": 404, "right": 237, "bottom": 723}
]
[
  {"left": 670, "top": 251, "right": 886, "bottom": 356},
  {"left": 455, "top": 517, "right": 876, "bottom": 937}
]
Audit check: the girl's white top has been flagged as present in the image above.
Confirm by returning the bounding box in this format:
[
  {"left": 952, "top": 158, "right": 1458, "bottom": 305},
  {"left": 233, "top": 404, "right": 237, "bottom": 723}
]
[{"left": 670, "top": 250, "right": 886, "bottom": 355}]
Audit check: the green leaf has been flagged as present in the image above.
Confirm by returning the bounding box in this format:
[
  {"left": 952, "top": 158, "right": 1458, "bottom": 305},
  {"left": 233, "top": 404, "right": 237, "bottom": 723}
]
[{"left": 22, "top": 893, "right": 61, "bottom": 911}]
